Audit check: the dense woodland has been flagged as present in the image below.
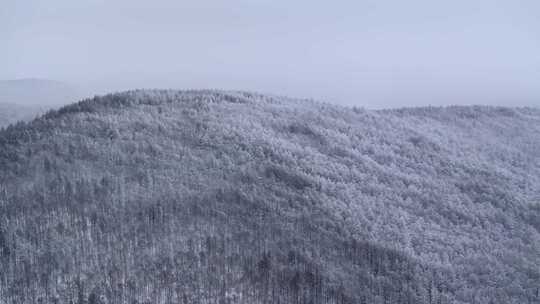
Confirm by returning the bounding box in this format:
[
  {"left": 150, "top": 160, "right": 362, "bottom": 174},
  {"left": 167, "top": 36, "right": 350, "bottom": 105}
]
[{"left": 0, "top": 90, "right": 539, "bottom": 304}]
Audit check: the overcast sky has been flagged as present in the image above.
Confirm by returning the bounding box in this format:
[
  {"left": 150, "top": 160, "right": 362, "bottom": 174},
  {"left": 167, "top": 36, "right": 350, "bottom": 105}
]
[{"left": 2, "top": 0, "right": 539, "bottom": 108}]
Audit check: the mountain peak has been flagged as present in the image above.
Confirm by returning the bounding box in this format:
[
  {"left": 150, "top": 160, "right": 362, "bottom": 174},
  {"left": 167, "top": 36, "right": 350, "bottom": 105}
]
[{"left": 0, "top": 91, "right": 539, "bottom": 304}]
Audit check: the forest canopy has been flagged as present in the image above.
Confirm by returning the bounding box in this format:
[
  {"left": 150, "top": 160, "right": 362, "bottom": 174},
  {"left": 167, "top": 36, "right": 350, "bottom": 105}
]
[{"left": 0, "top": 90, "right": 539, "bottom": 304}]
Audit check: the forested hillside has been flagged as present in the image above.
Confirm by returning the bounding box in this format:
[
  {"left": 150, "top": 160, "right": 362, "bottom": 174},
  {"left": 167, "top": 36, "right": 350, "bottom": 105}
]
[{"left": 0, "top": 90, "right": 539, "bottom": 304}]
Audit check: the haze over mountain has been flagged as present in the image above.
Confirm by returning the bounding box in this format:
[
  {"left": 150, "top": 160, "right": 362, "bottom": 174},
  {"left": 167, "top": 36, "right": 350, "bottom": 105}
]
[
  {"left": 0, "top": 90, "right": 538, "bottom": 304},
  {"left": 0, "top": 103, "right": 39, "bottom": 128},
  {"left": 3, "top": 0, "right": 540, "bottom": 108},
  {"left": 0, "top": 78, "right": 85, "bottom": 127},
  {"left": 0, "top": 78, "right": 83, "bottom": 107}
]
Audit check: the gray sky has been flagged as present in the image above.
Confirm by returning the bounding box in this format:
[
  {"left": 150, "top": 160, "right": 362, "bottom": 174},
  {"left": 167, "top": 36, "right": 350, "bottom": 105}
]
[{"left": 2, "top": 0, "right": 539, "bottom": 108}]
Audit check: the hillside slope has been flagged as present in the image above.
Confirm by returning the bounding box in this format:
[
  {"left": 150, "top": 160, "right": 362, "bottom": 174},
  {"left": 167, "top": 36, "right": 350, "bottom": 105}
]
[{"left": 0, "top": 90, "right": 539, "bottom": 304}]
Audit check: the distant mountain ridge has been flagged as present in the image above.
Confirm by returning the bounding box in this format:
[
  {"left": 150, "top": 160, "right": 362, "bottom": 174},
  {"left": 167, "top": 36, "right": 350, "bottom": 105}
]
[
  {"left": 0, "top": 103, "right": 39, "bottom": 128},
  {"left": 0, "top": 78, "right": 84, "bottom": 127},
  {"left": 0, "top": 90, "right": 539, "bottom": 304},
  {"left": 0, "top": 78, "right": 83, "bottom": 106}
]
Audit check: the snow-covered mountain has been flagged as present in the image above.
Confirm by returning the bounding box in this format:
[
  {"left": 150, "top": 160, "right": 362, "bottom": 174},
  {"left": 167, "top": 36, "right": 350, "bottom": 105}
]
[{"left": 0, "top": 90, "right": 539, "bottom": 304}]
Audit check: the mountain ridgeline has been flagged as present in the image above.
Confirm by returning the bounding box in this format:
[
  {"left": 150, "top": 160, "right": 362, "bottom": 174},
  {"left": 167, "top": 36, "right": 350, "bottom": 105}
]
[{"left": 0, "top": 90, "right": 539, "bottom": 304}]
